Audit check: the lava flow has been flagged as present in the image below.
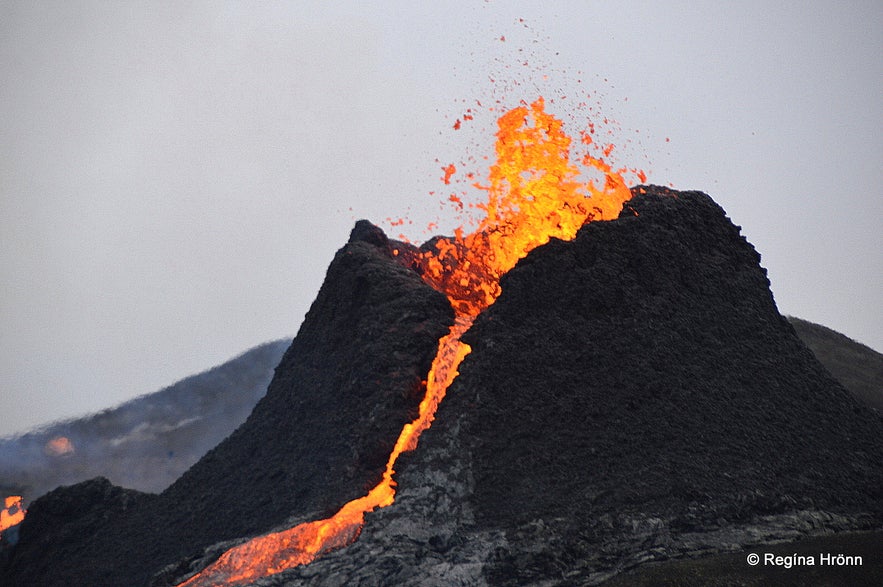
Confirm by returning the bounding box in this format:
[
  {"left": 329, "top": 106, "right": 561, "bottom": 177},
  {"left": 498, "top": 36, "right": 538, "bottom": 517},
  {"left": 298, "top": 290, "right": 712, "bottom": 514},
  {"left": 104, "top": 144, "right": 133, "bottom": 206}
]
[
  {"left": 179, "top": 97, "right": 639, "bottom": 586},
  {"left": 0, "top": 496, "right": 25, "bottom": 538}
]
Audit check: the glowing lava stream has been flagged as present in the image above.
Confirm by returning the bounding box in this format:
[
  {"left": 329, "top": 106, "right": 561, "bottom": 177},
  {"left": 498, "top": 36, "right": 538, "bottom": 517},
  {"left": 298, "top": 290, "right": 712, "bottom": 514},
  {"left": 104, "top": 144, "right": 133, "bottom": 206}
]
[
  {"left": 179, "top": 319, "right": 472, "bottom": 587},
  {"left": 179, "top": 97, "right": 638, "bottom": 586}
]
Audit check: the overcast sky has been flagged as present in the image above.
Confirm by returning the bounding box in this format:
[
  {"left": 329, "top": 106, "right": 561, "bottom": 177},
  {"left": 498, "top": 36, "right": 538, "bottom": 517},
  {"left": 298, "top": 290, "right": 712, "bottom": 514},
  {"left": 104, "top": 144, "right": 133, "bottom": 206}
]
[{"left": 1, "top": 1, "right": 880, "bottom": 437}]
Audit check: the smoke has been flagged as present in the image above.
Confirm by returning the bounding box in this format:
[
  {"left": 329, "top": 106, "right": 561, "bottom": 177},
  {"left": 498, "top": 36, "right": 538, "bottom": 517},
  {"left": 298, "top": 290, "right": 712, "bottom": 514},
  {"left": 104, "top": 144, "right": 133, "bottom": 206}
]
[{"left": 0, "top": 339, "right": 290, "bottom": 504}]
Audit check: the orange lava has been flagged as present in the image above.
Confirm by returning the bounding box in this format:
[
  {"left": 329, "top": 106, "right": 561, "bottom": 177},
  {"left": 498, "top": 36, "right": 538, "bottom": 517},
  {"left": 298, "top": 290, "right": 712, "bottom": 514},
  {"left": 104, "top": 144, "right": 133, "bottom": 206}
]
[
  {"left": 420, "top": 97, "right": 632, "bottom": 317},
  {"left": 179, "top": 319, "right": 472, "bottom": 587},
  {"left": 1, "top": 496, "right": 25, "bottom": 537},
  {"left": 44, "top": 436, "right": 75, "bottom": 457},
  {"left": 442, "top": 163, "right": 457, "bottom": 185},
  {"left": 178, "top": 97, "right": 638, "bottom": 586}
]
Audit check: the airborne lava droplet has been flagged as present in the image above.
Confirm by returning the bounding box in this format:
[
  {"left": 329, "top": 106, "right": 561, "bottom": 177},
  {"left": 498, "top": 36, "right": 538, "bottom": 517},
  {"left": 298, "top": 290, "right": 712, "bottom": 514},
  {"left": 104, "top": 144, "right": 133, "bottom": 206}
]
[
  {"left": 442, "top": 163, "right": 457, "bottom": 185},
  {"left": 178, "top": 97, "right": 641, "bottom": 587}
]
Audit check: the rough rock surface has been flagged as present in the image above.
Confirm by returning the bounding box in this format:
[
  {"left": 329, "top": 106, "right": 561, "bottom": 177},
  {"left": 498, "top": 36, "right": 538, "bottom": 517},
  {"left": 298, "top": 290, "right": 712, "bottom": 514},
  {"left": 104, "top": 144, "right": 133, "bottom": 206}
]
[
  {"left": 254, "top": 187, "right": 881, "bottom": 586},
  {"left": 0, "top": 477, "right": 149, "bottom": 578},
  {"left": 1, "top": 221, "right": 453, "bottom": 587}
]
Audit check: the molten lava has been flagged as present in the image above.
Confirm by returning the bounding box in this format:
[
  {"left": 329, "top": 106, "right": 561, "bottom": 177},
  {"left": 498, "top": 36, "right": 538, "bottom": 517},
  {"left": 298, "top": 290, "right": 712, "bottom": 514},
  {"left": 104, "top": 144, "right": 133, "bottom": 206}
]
[
  {"left": 179, "top": 319, "right": 472, "bottom": 586},
  {"left": 419, "top": 97, "right": 633, "bottom": 317},
  {"left": 178, "top": 97, "right": 639, "bottom": 586},
  {"left": 0, "top": 496, "right": 25, "bottom": 538}
]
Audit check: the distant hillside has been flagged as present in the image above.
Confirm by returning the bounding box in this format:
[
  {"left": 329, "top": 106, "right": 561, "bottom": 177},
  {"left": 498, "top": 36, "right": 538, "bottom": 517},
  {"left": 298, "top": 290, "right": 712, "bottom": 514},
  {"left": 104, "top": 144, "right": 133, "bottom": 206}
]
[
  {"left": 0, "top": 316, "right": 883, "bottom": 502},
  {"left": 0, "top": 317, "right": 877, "bottom": 509},
  {"left": 787, "top": 316, "right": 883, "bottom": 413},
  {"left": 0, "top": 339, "right": 290, "bottom": 503}
]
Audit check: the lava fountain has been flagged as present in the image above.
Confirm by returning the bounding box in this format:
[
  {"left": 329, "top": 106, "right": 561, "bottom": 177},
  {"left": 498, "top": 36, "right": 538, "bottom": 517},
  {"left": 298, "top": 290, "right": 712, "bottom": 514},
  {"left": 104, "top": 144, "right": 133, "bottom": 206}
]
[{"left": 179, "top": 97, "right": 640, "bottom": 587}]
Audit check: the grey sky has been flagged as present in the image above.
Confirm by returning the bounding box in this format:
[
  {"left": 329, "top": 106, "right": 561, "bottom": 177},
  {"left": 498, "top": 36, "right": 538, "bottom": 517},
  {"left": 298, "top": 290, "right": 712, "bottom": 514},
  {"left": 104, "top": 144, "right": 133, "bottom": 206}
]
[{"left": 1, "top": 1, "right": 880, "bottom": 437}]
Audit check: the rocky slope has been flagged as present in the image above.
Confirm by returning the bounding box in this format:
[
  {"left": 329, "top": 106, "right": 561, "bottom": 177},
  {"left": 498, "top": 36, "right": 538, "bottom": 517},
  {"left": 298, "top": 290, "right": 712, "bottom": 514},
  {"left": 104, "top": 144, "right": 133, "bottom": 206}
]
[
  {"left": 1, "top": 222, "right": 453, "bottom": 587},
  {"left": 3, "top": 317, "right": 874, "bottom": 514},
  {"left": 2, "top": 317, "right": 875, "bottom": 516},
  {"left": 245, "top": 188, "right": 882, "bottom": 586}
]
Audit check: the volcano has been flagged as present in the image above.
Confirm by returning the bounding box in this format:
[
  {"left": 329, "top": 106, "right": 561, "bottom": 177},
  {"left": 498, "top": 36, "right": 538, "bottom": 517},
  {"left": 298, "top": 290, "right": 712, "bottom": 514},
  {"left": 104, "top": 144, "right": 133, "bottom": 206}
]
[{"left": 2, "top": 185, "right": 880, "bottom": 587}]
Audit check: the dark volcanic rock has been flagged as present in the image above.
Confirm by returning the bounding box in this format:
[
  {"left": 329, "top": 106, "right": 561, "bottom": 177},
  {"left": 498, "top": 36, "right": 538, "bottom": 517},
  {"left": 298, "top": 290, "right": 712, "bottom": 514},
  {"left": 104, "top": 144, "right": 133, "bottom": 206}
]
[
  {"left": 458, "top": 188, "right": 881, "bottom": 527},
  {"left": 1, "top": 221, "right": 453, "bottom": 587},
  {"left": 452, "top": 187, "right": 882, "bottom": 584},
  {"left": 263, "top": 187, "right": 882, "bottom": 586},
  {"left": 2, "top": 478, "right": 151, "bottom": 582},
  {"left": 161, "top": 221, "right": 452, "bottom": 541}
]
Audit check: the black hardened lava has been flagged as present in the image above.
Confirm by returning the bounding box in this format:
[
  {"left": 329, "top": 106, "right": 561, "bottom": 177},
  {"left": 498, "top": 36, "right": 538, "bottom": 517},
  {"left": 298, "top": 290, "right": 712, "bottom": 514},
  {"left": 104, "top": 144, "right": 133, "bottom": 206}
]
[{"left": 255, "top": 187, "right": 882, "bottom": 586}]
